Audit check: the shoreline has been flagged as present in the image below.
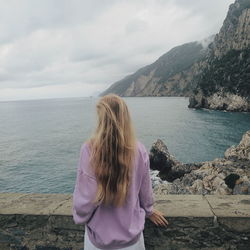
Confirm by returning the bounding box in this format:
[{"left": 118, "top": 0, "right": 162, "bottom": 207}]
[{"left": 150, "top": 130, "right": 250, "bottom": 195}]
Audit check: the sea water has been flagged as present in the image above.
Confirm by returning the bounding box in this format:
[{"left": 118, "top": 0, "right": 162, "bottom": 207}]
[{"left": 0, "top": 97, "right": 249, "bottom": 193}]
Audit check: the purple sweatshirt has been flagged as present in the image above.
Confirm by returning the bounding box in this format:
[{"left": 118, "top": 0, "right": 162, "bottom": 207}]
[{"left": 72, "top": 140, "right": 154, "bottom": 249}]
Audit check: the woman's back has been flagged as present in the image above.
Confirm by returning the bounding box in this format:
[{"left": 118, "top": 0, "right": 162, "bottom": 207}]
[
  {"left": 72, "top": 140, "right": 154, "bottom": 249},
  {"left": 73, "top": 94, "right": 167, "bottom": 249}
]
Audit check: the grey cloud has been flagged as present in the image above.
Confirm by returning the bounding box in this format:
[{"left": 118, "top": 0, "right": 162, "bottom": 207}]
[
  {"left": 0, "top": 0, "right": 115, "bottom": 44},
  {"left": 126, "top": 19, "right": 149, "bottom": 34},
  {"left": 0, "top": 0, "right": 235, "bottom": 100},
  {"left": 197, "top": 35, "right": 216, "bottom": 49},
  {"left": 70, "top": 51, "right": 106, "bottom": 62}
]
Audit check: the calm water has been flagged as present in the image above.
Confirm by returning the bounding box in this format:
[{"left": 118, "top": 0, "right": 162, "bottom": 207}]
[{"left": 0, "top": 97, "right": 249, "bottom": 193}]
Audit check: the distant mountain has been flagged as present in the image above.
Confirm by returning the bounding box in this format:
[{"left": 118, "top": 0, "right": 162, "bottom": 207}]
[
  {"left": 101, "top": 0, "right": 249, "bottom": 112},
  {"left": 100, "top": 41, "right": 208, "bottom": 97},
  {"left": 188, "top": 0, "right": 250, "bottom": 111}
]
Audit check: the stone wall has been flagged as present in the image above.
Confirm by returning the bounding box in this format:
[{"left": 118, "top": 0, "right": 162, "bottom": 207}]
[{"left": 0, "top": 193, "right": 250, "bottom": 250}]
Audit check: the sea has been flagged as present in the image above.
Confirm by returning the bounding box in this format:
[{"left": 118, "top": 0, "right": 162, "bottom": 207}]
[{"left": 0, "top": 96, "right": 249, "bottom": 193}]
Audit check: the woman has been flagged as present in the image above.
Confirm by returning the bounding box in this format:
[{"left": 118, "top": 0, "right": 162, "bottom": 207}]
[{"left": 72, "top": 94, "right": 168, "bottom": 250}]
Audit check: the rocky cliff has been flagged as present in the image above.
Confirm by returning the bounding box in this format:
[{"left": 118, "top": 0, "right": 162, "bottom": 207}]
[
  {"left": 100, "top": 41, "right": 207, "bottom": 97},
  {"left": 101, "top": 0, "right": 249, "bottom": 112},
  {"left": 188, "top": 0, "right": 250, "bottom": 112}
]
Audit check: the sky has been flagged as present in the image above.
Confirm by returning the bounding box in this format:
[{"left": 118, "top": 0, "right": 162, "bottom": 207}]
[{"left": 0, "top": 0, "right": 235, "bottom": 101}]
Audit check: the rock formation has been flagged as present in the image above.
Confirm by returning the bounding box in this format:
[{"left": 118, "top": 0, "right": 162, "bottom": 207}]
[
  {"left": 150, "top": 130, "right": 250, "bottom": 195},
  {"left": 225, "top": 130, "right": 250, "bottom": 160},
  {"left": 149, "top": 139, "right": 202, "bottom": 182},
  {"left": 188, "top": 0, "right": 250, "bottom": 112},
  {"left": 101, "top": 0, "right": 249, "bottom": 112}
]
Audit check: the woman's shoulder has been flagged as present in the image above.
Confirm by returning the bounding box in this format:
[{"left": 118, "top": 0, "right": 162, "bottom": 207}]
[
  {"left": 79, "top": 141, "right": 96, "bottom": 179},
  {"left": 136, "top": 140, "right": 148, "bottom": 157},
  {"left": 79, "top": 143, "right": 88, "bottom": 157},
  {"left": 80, "top": 140, "right": 92, "bottom": 153}
]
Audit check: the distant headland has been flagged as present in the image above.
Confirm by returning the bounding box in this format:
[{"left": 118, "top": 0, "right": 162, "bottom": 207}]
[{"left": 101, "top": 0, "right": 250, "bottom": 112}]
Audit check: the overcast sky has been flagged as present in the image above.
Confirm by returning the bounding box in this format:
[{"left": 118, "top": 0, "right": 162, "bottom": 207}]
[{"left": 0, "top": 0, "right": 234, "bottom": 101}]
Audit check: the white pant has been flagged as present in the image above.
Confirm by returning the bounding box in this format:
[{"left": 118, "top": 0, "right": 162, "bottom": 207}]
[{"left": 84, "top": 226, "right": 146, "bottom": 250}]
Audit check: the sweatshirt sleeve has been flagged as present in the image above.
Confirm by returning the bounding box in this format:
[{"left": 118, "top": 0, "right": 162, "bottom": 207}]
[
  {"left": 139, "top": 146, "right": 154, "bottom": 218},
  {"left": 72, "top": 144, "right": 100, "bottom": 224}
]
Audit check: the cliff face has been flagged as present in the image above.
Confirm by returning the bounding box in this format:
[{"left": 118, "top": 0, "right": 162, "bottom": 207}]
[
  {"left": 100, "top": 42, "right": 207, "bottom": 97},
  {"left": 101, "top": 0, "right": 249, "bottom": 112},
  {"left": 189, "top": 0, "right": 250, "bottom": 112}
]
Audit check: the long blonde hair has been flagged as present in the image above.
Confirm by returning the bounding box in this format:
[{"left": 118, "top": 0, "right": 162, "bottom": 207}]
[{"left": 88, "top": 94, "right": 137, "bottom": 207}]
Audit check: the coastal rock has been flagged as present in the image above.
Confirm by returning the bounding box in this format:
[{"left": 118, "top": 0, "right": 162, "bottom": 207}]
[
  {"left": 224, "top": 173, "right": 240, "bottom": 189},
  {"left": 150, "top": 170, "right": 167, "bottom": 189},
  {"left": 154, "top": 158, "right": 248, "bottom": 195},
  {"left": 207, "top": 93, "right": 250, "bottom": 112},
  {"left": 189, "top": 91, "right": 250, "bottom": 112},
  {"left": 225, "top": 130, "right": 250, "bottom": 160},
  {"left": 189, "top": 179, "right": 204, "bottom": 194},
  {"left": 168, "top": 163, "right": 203, "bottom": 182},
  {"left": 149, "top": 139, "right": 203, "bottom": 182},
  {"left": 233, "top": 179, "right": 250, "bottom": 194},
  {"left": 149, "top": 139, "right": 181, "bottom": 178},
  {"left": 188, "top": 90, "right": 208, "bottom": 109},
  {"left": 151, "top": 130, "right": 250, "bottom": 195}
]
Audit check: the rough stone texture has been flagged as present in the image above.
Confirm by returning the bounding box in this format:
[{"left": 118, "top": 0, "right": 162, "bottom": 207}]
[
  {"left": 206, "top": 93, "right": 250, "bottom": 112},
  {"left": 154, "top": 156, "right": 250, "bottom": 196},
  {"left": 149, "top": 139, "right": 204, "bottom": 183},
  {"left": 225, "top": 130, "right": 250, "bottom": 160},
  {"left": 0, "top": 193, "right": 72, "bottom": 215},
  {"left": 151, "top": 130, "right": 250, "bottom": 196},
  {"left": 188, "top": 1, "right": 250, "bottom": 112},
  {"left": 149, "top": 139, "right": 182, "bottom": 180},
  {"left": 189, "top": 91, "right": 250, "bottom": 112},
  {"left": 0, "top": 193, "right": 250, "bottom": 250},
  {"left": 212, "top": 4, "right": 250, "bottom": 57}
]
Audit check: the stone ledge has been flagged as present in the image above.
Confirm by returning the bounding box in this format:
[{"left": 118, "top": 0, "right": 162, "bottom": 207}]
[
  {"left": 0, "top": 193, "right": 250, "bottom": 249},
  {"left": 0, "top": 193, "right": 249, "bottom": 230}
]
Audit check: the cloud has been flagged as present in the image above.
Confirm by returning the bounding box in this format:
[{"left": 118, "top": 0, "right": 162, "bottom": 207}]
[
  {"left": 126, "top": 19, "right": 149, "bottom": 34},
  {"left": 0, "top": 0, "right": 234, "bottom": 101},
  {"left": 197, "top": 35, "right": 216, "bottom": 49}
]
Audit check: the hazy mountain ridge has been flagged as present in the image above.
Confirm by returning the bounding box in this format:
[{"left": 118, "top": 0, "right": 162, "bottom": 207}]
[
  {"left": 101, "top": 0, "right": 249, "bottom": 112},
  {"left": 189, "top": 0, "right": 250, "bottom": 111},
  {"left": 100, "top": 42, "right": 207, "bottom": 97}
]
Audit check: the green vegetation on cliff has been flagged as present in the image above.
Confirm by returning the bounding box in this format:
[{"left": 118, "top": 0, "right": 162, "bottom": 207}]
[
  {"left": 197, "top": 48, "right": 250, "bottom": 97},
  {"left": 189, "top": 0, "right": 250, "bottom": 111},
  {"left": 101, "top": 0, "right": 249, "bottom": 112}
]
